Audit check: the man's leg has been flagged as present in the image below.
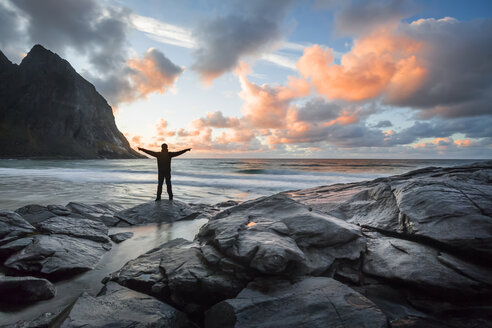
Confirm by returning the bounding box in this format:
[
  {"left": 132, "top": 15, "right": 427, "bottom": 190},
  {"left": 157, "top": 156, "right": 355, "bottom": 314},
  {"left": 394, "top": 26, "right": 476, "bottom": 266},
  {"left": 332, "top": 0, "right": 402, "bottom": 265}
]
[
  {"left": 165, "top": 174, "right": 173, "bottom": 200},
  {"left": 156, "top": 171, "right": 164, "bottom": 201}
]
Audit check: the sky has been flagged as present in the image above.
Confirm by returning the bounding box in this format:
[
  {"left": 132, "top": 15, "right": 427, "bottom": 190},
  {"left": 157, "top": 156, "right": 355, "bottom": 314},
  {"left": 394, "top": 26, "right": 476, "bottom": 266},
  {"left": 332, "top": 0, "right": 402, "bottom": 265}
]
[{"left": 0, "top": 0, "right": 491, "bottom": 158}]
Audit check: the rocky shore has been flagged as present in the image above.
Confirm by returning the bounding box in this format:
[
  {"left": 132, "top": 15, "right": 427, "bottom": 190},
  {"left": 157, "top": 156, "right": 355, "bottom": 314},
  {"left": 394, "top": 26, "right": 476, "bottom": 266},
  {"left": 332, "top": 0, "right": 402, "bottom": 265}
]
[{"left": 1, "top": 161, "right": 491, "bottom": 327}]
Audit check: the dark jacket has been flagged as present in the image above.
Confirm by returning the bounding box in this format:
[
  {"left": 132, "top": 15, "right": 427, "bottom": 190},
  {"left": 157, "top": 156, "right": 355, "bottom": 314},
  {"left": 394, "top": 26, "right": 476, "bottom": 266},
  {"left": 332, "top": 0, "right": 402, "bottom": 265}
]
[{"left": 140, "top": 149, "right": 188, "bottom": 173}]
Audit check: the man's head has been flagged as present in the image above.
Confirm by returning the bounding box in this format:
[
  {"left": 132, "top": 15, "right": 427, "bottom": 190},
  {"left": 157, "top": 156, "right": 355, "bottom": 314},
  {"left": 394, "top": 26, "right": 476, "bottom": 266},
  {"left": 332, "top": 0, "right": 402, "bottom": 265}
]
[{"left": 161, "top": 143, "right": 168, "bottom": 151}]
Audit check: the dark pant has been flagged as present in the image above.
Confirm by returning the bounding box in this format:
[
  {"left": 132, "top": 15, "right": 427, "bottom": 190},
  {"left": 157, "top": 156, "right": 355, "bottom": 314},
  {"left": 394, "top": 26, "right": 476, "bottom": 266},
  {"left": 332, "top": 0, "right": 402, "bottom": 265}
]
[{"left": 157, "top": 171, "right": 173, "bottom": 200}]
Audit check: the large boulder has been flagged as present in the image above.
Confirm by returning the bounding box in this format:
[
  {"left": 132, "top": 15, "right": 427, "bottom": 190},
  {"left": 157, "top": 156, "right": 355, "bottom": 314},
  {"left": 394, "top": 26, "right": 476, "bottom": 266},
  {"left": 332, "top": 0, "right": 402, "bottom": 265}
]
[
  {"left": 0, "top": 276, "right": 56, "bottom": 305},
  {"left": 286, "top": 161, "right": 492, "bottom": 260},
  {"left": 197, "top": 194, "right": 365, "bottom": 276},
  {"left": 0, "top": 211, "right": 36, "bottom": 245},
  {"left": 60, "top": 282, "right": 191, "bottom": 328},
  {"left": 205, "top": 276, "right": 388, "bottom": 328},
  {"left": 4, "top": 234, "right": 110, "bottom": 277},
  {"left": 107, "top": 238, "right": 250, "bottom": 314},
  {"left": 37, "top": 216, "right": 110, "bottom": 243},
  {"left": 115, "top": 200, "right": 200, "bottom": 226}
]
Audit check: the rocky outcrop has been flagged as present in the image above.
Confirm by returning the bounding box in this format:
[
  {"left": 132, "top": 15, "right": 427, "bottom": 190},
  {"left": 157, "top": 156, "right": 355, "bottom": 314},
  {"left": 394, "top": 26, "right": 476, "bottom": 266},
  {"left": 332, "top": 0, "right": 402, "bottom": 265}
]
[
  {"left": 196, "top": 194, "right": 365, "bottom": 276},
  {"left": 0, "top": 276, "right": 56, "bottom": 305},
  {"left": 0, "top": 45, "right": 143, "bottom": 159},
  {"left": 106, "top": 238, "right": 251, "bottom": 317},
  {"left": 60, "top": 282, "right": 191, "bottom": 328},
  {"left": 286, "top": 161, "right": 492, "bottom": 260},
  {"left": 205, "top": 277, "right": 388, "bottom": 328},
  {"left": 3, "top": 208, "right": 113, "bottom": 279}
]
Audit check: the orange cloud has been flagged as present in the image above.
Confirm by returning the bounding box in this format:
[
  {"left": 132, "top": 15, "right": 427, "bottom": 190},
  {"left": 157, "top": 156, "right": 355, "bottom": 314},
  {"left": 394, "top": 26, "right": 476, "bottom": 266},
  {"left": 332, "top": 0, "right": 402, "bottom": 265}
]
[
  {"left": 236, "top": 63, "right": 310, "bottom": 129},
  {"left": 156, "top": 118, "right": 176, "bottom": 138},
  {"left": 454, "top": 139, "right": 471, "bottom": 147},
  {"left": 297, "top": 29, "right": 426, "bottom": 102},
  {"left": 127, "top": 50, "right": 183, "bottom": 99},
  {"left": 413, "top": 137, "right": 452, "bottom": 149}
]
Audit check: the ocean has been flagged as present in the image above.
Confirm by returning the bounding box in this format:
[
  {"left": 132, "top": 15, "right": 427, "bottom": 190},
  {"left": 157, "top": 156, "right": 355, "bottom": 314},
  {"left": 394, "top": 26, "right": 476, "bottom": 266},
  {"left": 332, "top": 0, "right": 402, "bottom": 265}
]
[{"left": 0, "top": 158, "right": 484, "bottom": 210}]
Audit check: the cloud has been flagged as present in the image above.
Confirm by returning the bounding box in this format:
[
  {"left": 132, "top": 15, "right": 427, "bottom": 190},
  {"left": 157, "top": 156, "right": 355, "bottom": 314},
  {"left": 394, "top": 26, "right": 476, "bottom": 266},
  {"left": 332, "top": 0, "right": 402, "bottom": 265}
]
[
  {"left": 127, "top": 49, "right": 183, "bottom": 98},
  {"left": 191, "top": 0, "right": 294, "bottom": 83},
  {"left": 387, "top": 17, "right": 492, "bottom": 118},
  {"left": 331, "top": 0, "right": 414, "bottom": 35},
  {"left": 235, "top": 63, "right": 310, "bottom": 129},
  {"left": 297, "top": 30, "right": 426, "bottom": 102},
  {"left": 374, "top": 120, "right": 393, "bottom": 128},
  {"left": 130, "top": 14, "right": 195, "bottom": 49},
  {"left": 85, "top": 48, "right": 183, "bottom": 106},
  {"left": 9, "top": 0, "right": 130, "bottom": 72},
  {"left": 156, "top": 118, "right": 176, "bottom": 138},
  {"left": 193, "top": 111, "right": 241, "bottom": 128}
]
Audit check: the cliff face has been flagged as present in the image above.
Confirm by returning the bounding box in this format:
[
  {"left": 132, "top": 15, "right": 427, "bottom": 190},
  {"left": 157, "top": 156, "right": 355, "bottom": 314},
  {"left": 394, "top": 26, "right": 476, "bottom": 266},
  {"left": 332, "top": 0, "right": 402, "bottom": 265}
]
[{"left": 0, "top": 45, "right": 143, "bottom": 158}]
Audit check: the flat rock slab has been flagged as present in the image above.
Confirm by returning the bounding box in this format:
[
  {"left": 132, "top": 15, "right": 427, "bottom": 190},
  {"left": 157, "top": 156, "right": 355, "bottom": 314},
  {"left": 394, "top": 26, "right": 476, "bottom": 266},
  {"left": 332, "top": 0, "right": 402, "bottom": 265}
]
[
  {"left": 205, "top": 276, "right": 388, "bottom": 328},
  {"left": 362, "top": 234, "right": 492, "bottom": 295},
  {"left": 0, "top": 276, "right": 55, "bottom": 304},
  {"left": 60, "top": 282, "right": 191, "bottom": 328},
  {"left": 37, "top": 216, "right": 110, "bottom": 243},
  {"left": 4, "top": 234, "right": 110, "bottom": 277},
  {"left": 109, "top": 231, "right": 133, "bottom": 243},
  {"left": 0, "top": 210, "right": 36, "bottom": 245},
  {"left": 198, "top": 194, "right": 365, "bottom": 275},
  {"left": 286, "top": 161, "right": 492, "bottom": 259},
  {"left": 115, "top": 200, "right": 200, "bottom": 225}
]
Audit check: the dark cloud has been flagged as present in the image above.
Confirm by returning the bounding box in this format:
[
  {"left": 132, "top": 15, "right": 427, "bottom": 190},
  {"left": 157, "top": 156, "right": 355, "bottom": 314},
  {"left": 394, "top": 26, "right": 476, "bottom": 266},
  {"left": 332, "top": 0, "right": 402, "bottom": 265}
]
[
  {"left": 296, "top": 98, "right": 341, "bottom": 122},
  {"left": 386, "top": 17, "right": 492, "bottom": 118},
  {"left": 11, "top": 0, "right": 130, "bottom": 72},
  {"left": 0, "top": 2, "right": 25, "bottom": 60},
  {"left": 191, "top": 0, "right": 293, "bottom": 83},
  {"left": 317, "top": 0, "right": 414, "bottom": 35},
  {"left": 374, "top": 120, "right": 392, "bottom": 128}
]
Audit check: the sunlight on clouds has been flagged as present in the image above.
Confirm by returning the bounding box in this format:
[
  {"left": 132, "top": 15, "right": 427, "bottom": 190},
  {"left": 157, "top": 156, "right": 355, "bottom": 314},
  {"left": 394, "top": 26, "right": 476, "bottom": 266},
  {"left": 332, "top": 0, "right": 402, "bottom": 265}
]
[{"left": 297, "top": 29, "right": 427, "bottom": 102}]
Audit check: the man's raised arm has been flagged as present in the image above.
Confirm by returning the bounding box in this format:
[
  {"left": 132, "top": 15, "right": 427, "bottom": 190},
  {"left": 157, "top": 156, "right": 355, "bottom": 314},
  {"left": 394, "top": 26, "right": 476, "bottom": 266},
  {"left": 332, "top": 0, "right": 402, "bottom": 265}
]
[
  {"left": 138, "top": 147, "right": 159, "bottom": 157},
  {"left": 170, "top": 148, "right": 191, "bottom": 158}
]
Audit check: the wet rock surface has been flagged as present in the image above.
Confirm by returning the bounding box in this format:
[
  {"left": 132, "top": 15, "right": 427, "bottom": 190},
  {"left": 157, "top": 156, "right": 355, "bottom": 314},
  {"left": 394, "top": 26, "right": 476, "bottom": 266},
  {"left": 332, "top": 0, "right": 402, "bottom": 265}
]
[
  {"left": 4, "top": 234, "right": 111, "bottom": 277},
  {"left": 0, "top": 276, "right": 56, "bottom": 305},
  {"left": 37, "top": 216, "right": 110, "bottom": 243},
  {"left": 205, "top": 277, "right": 388, "bottom": 328},
  {"left": 60, "top": 282, "right": 191, "bottom": 328},
  {"left": 0, "top": 211, "right": 35, "bottom": 245},
  {"left": 286, "top": 161, "right": 492, "bottom": 260}
]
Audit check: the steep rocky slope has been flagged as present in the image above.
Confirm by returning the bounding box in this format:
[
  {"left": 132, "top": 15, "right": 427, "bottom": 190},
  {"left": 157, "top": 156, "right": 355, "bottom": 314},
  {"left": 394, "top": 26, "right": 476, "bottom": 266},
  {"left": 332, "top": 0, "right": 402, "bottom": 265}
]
[{"left": 0, "top": 45, "right": 142, "bottom": 158}]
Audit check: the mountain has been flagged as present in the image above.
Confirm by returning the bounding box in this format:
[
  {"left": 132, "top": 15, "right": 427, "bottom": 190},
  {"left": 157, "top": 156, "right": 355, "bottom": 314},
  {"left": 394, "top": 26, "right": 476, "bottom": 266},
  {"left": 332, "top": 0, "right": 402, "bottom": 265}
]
[{"left": 0, "top": 45, "right": 143, "bottom": 159}]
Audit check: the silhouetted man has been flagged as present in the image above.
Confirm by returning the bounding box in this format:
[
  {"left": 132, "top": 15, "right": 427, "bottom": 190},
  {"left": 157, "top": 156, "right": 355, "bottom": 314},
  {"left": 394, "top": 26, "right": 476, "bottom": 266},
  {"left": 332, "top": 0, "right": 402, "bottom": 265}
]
[{"left": 138, "top": 144, "right": 191, "bottom": 201}]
